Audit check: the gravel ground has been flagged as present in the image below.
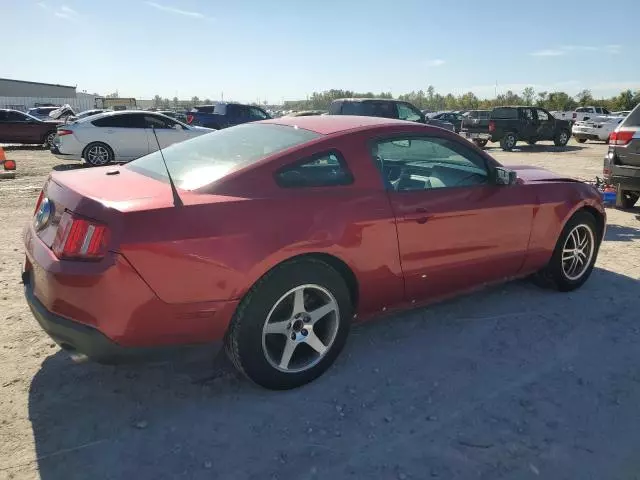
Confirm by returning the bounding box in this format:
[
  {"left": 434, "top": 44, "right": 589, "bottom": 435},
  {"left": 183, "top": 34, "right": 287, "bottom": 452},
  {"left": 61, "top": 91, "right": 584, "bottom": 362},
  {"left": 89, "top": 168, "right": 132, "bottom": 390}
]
[{"left": 1, "top": 140, "right": 639, "bottom": 480}]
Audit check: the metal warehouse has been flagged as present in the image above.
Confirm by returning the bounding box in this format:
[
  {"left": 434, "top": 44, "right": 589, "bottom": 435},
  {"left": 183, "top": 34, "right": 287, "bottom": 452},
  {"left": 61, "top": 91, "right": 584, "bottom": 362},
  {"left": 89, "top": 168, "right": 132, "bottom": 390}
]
[{"left": 0, "top": 78, "right": 98, "bottom": 112}]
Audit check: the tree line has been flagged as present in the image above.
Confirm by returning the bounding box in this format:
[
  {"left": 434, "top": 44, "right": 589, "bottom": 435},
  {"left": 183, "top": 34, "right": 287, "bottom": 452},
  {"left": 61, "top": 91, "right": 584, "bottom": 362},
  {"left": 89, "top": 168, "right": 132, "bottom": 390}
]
[{"left": 282, "top": 86, "right": 640, "bottom": 112}]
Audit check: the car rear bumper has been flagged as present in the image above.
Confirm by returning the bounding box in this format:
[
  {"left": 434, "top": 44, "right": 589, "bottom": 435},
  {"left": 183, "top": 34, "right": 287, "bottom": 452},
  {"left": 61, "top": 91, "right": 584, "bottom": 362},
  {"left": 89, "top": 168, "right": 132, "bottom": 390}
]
[
  {"left": 462, "top": 131, "right": 491, "bottom": 141},
  {"left": 50, "top": 145, "right": 82, "bottom": 161},
  {"left": 573, "top": 132, "right": 607, "bottom": 141},
  {"left": 23, "top": 269, "right": 223, "bottom": 364},
  {"left": 23, "top": 225, "right": 236, "bottom": 363}
]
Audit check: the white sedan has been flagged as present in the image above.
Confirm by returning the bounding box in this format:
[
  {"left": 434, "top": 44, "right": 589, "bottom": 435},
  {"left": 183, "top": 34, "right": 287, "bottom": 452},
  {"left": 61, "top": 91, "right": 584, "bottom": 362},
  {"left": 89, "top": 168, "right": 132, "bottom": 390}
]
[
  {"left": 51, "top": 110, "right": 214, "bottom": 166},
  {"left": 572, "top": 115, "right": 626, "bottom": 143}
]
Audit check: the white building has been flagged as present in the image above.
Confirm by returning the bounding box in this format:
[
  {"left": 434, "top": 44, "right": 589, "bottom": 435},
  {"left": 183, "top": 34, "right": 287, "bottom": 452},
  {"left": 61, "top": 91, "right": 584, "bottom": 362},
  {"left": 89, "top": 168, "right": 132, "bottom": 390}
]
[{"left": 0, "top": 78, "right": 99, "bottom": 112}]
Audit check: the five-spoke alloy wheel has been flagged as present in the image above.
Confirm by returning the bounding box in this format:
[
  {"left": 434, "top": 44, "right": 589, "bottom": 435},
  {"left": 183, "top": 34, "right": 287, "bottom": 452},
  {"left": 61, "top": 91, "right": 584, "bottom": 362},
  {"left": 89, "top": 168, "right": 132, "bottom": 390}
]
[{"left": 226, "top": 258, "right": 352, "bottom": 390}]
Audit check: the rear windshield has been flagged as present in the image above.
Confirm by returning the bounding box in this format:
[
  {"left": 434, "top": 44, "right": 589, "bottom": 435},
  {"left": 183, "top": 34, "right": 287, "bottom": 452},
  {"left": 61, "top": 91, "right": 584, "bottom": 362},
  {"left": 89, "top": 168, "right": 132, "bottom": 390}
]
[
  {"left": 126, "top": 123, "right": 321, "bottom": 190},
  {"left": 337, "top": 101, "right": 396, "bottom": 118},
  {"left": 491, "top": 108, "right": 518, "bottom": 119}
]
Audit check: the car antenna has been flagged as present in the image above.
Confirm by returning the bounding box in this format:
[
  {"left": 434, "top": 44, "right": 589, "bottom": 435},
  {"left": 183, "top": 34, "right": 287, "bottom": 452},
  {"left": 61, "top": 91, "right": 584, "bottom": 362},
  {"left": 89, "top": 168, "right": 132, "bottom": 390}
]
[{"left": 151, "top": 125, "right": 183, "bottom": 207}]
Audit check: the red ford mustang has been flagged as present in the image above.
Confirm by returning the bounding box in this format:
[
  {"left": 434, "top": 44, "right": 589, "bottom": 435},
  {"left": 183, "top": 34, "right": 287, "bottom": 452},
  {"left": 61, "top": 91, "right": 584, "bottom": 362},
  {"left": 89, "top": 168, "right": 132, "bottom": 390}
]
[{"left": 23, "top": 116, "right": 606, "bottom": 389}]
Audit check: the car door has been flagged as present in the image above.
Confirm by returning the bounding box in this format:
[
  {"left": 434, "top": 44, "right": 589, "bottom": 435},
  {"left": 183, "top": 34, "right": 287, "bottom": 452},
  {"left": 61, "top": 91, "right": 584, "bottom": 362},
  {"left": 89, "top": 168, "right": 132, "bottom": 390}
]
[
  {"left": 372, "top": 135, "right": 534, "bottom": 301},
  {"left": 227, "top": 104, "right": 250, "bottom": 126},
  {"left": 92, "top": 113, "right": 150, "bottom": 160},
  {"left": 3, "top": 110, "right": 45, "bottom": 143},
  {"left": 535, "top": 108, "right": 554, "bottom": 140},
  {"left": 144, "top": 114, "right": 188, "bottom": 150},
  {"left": 519, "top": 108, "right": 538, "bottom": 139}
]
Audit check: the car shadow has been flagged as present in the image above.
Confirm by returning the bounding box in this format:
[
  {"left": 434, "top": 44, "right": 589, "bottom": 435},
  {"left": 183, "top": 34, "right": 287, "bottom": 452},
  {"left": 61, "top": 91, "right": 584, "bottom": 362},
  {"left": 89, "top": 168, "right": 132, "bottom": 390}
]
[
  {"left": 1, "top": 144, "right": 48, "bottom": 151},
  {"left": 486, "top": 144, "right": 586, "bottom": 153},
  {"left": 53, "top": 163, "right": 89, "bottom": 172},
  {"left": 604, "top": 223, "right": 640, "bottom": 242},
  {"left": 23, "top": 268, "right": 640, "bottom": 479}
]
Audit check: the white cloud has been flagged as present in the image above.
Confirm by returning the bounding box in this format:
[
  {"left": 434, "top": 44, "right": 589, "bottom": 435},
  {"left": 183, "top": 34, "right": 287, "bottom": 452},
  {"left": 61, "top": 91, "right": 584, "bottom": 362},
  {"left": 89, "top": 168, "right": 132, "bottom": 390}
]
[
  {"left": 37, "top": 2, "right": 50, "bottom": 10},
  {"left": 426, "top": 59, "right": 445, "bottom": 67},
  {"left": 531, "top": 49, "right": 565, "bottom": 57},
  {"left": 530, "top": 44, "right": 621, "bottom": 56},
  {"left": 144, "top": 1, "right": 209, "bottom": 19},
  {"left": 39, "top": 2, "right": 80, "bottom": 20}
]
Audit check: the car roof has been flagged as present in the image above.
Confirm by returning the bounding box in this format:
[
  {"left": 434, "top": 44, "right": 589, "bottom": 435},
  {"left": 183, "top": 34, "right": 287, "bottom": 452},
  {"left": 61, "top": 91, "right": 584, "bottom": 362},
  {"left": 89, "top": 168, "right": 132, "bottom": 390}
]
[
  {"left": 332, "top": 98, "right": 398, "bottom": 103},
  {"left": 262, "top": 115, "right": 418, "bottom": 135}
]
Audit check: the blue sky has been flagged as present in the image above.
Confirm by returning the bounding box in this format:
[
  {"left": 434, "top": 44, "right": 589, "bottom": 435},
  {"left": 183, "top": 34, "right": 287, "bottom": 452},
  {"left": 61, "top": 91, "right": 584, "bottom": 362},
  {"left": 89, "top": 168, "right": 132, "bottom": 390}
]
[{"left": 2, "top": 0, "right": 639, "bottom": 102}]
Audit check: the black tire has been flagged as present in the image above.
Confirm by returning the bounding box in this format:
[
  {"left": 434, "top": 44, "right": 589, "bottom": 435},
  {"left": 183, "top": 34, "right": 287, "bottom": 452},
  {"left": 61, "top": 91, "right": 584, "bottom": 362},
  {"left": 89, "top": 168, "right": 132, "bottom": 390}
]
[
  {"left": 619, "top": 191, "right": 640, "bottom": 209},
  {"left": 43, "top": 131, "right": 57, "bottom": 148},
  {"left": 576, "top": 138, "right": 587, "bottom": 144},
  {"left": 500, "top": 132, "right": 517, "bottom": 151},
  {"left": 532, "top": 211, "right": 600, "bottom": 292},
  {"left": 473, "top": 139, "right": 488, "bottom": 148},
  {"left": 554, "top": 129, "right": 570, "bottom": 147},
  {"left": 82, "top": 142, "right": 114, "bottom": 167},
  {"left": 225, "top": 258, "right": 353, "bottom": 390}
]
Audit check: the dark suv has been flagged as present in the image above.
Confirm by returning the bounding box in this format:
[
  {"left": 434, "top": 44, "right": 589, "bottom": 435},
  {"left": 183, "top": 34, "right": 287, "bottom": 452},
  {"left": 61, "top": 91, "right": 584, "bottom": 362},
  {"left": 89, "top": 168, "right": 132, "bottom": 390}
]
[
  {"left": 488, "top": 106, "right": 572, "bottom": 151},
  {"left": 604, "top": 104, "right": 640, "bottom": 209},
  {"left": 327, "top": 98, "right": 455, "bottom": 131}
]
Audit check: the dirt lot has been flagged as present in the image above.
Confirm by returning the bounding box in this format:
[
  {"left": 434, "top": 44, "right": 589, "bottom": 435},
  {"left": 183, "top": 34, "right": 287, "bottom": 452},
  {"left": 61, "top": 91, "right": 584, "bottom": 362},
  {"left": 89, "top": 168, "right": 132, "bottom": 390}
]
[{"left": 1, "top": 141, "right": 639, "bottom": 480}]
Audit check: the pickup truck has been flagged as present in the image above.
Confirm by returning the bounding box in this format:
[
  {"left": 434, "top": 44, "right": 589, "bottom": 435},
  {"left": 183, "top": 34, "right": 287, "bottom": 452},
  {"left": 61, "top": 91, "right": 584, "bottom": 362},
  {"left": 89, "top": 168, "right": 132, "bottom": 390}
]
[
  {"left": 552, "top": 106, "right": 611, "bottom": 123},
  {"left": 603, "top": 103, "right": 640, "bottom": 209},
  {"left": 488, "top": 106, "right": 572, "bottom": 151},
  {"left": 186, "top": 102, "right": 271, "bottom": 129}
]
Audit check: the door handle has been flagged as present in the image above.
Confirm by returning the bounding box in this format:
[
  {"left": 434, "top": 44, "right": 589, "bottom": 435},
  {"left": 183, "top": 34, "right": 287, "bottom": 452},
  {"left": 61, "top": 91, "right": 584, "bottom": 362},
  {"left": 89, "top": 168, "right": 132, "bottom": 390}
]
[{"left": 404, "top": 208, "right": 430, "bottom": 224}]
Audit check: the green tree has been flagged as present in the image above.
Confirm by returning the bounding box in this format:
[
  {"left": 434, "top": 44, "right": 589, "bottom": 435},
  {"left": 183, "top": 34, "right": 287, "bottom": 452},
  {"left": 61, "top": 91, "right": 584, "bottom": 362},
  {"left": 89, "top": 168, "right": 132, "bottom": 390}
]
[
  {"left": 172, "top": 96, "right": 179, "bottom": 108},
  {"left": 522, "top": 87, "right": 535, "bottom": 105},
  {"left": 153, "top": 95, "right": 162, "bottom": 108},
  {"left": 575, "top": 89, "right": 593, "bottom": 106},
  {"left": 536, "top": 91, "right": 548, "bottom": 107},
  {"left": 613, "top": 90, "right": 635, "bottom": 110},
  {"left": 191, "top": 96, "right": 200, "bottom": 106}
]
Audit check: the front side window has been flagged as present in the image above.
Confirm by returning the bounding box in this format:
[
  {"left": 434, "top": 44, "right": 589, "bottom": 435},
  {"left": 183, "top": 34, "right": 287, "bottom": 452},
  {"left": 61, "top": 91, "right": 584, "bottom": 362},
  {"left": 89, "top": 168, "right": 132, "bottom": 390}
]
[
  {"left": 126, "top": 123, "right": 321, "bottom": 190},
  {"left": 371, "top": 136, "right": 488, "bottom": 191},
  {"left": 7, "top": 111, "right": 29, "bottom": 122},
  {"left": 276, "top": 151, "right": 353, "bottom": 188},
  {"left": 536, "top": 109, "right": 549, "bottom": 121},
  {"left": 397, "top": 103, "right": 422, "bottom": 122},
  {"left": 249, "top": 107, "right": 269, "bottom": 120}
]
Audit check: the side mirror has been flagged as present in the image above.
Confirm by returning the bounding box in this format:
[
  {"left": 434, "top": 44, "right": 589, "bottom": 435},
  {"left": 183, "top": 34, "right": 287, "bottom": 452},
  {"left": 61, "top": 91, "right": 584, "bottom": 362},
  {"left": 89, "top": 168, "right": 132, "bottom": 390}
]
[{"left": 494, "top": 167, "right": 517, "bottom": 185}]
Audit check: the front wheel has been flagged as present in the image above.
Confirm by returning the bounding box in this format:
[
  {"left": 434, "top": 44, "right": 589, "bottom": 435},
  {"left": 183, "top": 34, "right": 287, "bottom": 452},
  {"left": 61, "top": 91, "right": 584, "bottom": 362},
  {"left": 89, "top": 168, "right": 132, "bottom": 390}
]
[
  {"left": 576, "top": 138, "right": 587, "bottom": 144},
  {"left": 532, "top": 211, "right": 600, "bottom": 292},
  {"left": 473, "top": 139, "right": 487, "bottom": 148},
  {"left": 225, "top": 258, "right": 352, "bottom": 390},
  {"left": 500, "top": 132, "right": 517, "bottom": 151},
  {"left": 554, "top": 130, "right": 570, "bottom": 147}
]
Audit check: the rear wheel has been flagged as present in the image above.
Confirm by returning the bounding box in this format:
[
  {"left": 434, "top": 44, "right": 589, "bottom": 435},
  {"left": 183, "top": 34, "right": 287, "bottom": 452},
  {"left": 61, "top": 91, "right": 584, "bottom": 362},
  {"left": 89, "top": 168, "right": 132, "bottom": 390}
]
[
  {"left": 473, "top": 139, "right": 487, "bottom": 148},
  {"left": 500, "top": 132, "right": 517, "bottom": 151},
  {"left": 619, "top": 191, "right": 640, "bottom": 209},
  {"left": 83, "top": 142, "right": 113, "bottom": 166},
  {"left": 43, "top": 131, "right": 57, "bottom": 148},
  {"left": 554, "top": 129, "right": 570, "bottom": 147},
  {"left": 532, "top": 211, "right": 599, "bottom": 292},
  {"left": 576, "top": 138, "right": 587, "bottom": 143},
  {"left": 225, "top": 258, "right": 352, "bottom": 390}
]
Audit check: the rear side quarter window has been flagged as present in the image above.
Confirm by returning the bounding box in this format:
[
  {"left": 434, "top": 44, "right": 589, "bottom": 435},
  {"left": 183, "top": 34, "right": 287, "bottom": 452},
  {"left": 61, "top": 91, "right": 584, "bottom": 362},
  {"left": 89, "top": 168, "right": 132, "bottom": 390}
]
[{"left": 275, "top": 151, "right": 354, "bottom": 188}]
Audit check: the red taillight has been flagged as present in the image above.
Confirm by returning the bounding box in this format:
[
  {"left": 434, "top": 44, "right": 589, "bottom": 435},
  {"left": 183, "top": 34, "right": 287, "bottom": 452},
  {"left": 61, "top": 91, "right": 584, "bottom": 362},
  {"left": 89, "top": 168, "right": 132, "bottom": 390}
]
[
  {"left": 56, "top": 129, "right": 73, "bottom": 136},
  {"left": 609, "top": 130, "right": 635, "bottom": 146},
  {"left": 34, "top": 190, "right": 44, "bottom": 214},
  {"left": 52, "top": 211, "right": 110, "bottom": 260},
  {"left": 186, "top": 115, "right": 194, "bottom": 124},
  {"left": 2, "top": 159, "right": 16, "bottom": 171},
  {"left": 488, "top": 120, "right": 495, "bottom": 132}
]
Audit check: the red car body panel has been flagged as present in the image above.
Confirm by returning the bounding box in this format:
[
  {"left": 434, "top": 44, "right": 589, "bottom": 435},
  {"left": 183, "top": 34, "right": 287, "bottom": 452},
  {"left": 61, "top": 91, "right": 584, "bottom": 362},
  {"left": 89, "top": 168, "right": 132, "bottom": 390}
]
[{"left": 23, "top": 116, "right": 605, "bottom": 353}]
